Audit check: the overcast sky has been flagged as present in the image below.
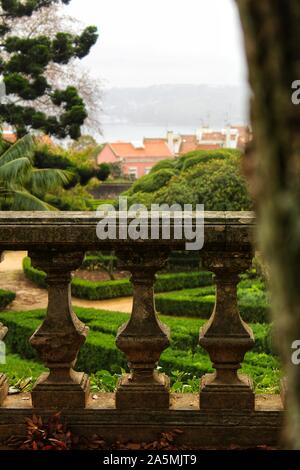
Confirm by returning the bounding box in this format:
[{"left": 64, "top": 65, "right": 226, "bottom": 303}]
[{"left": 67, "top": 0, "right": 247, "bottom": 89}]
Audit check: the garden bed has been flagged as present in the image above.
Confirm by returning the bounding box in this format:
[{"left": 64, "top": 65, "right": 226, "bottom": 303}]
[
  {"left": 156, "top": 279, "right": 270, "bottom": 323},
  {"left": 23, "top": 257, "right": 213, "bottom": 300},
  {"left": 0, "top": 307, "right": 280, "bottom": 394}
]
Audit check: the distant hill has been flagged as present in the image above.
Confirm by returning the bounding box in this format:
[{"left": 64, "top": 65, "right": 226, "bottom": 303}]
[{"left": 102, "top": 84, "right": 249, "bottom": 128}]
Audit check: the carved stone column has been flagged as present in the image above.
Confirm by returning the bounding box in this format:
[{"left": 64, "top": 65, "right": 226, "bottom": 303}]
[
  {"left": 29, "top": 249, "right": 89, "bottom": 409},
  {"left": 115, "top": 247, "right": 170, "bottom": 410},
  {"left": 199, "top": 251, "right": 255, "bottom": 410},
  {"left": 0, "top": 321, "right": 8, "bottom": 405}
]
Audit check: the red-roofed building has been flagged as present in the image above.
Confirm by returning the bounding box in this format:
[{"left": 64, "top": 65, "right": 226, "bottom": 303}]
[
  {"left": 97, "top": 138, "right": 174, "bottom": 179},
  {"left": 167, "top": 126, "right": 252, "bottom": 155}
]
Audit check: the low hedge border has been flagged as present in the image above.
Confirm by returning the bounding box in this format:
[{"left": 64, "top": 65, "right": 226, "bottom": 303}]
[
  {"left": 0, "top": 308, "right": 279, "bottom": 392},
  {"left": 82, "top": 254, "right": 117, "bottom": 270},
  {"left": 23, "top": 257, "right": 213, "bottom": 300},
  {"left": 155, "top": 285, "right": 270, "bottom": 324},
  {"left": 0, "top": 307, "right": 274, "bottom": 366},
  {"left": 0, "top": 288, "right": 16, "bottom": 310}
]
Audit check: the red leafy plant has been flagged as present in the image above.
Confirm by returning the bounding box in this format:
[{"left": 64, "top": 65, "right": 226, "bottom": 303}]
[
  {"left": 6, "top": 413, "right": 106, "bottom": 450},
  {"left": 21, "top": 413, "right": 72, "bottom": 451},
  {"left": 6, "top": 414, "right": 185, "bottom": 451}
]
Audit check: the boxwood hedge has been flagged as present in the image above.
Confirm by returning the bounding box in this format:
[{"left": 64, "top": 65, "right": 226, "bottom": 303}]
[
  {"left": 0, "top": 306, "right": 275, "bottom": 369},
  {"left": 155, "top": 284, "right": 270, "bottom": 323},
  {"left": 0, "top": 288, "right": 16, "bottom": 310},
  {"left": 23, "top": 257, "right": 213, "bottom": 300}
]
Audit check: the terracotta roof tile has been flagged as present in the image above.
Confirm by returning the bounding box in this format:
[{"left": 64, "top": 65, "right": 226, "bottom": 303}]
[{"left": 110, "top": 139, "right": 173, "bottom": 158}]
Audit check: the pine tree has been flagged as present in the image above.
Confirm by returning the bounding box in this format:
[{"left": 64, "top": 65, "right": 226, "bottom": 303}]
[{"left": 0, "top": 0, "right": 98, "bottom": 139}]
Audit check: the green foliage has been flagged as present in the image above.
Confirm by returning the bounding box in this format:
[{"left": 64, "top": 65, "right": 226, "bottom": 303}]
[
  {"left": 0, "top": 1, "right": 98, "bottom": 138},
  {"left": 1, "top": 353, "right": 45, "bottom": 391},
  {"left": 23, "top": 256, "right": 213, "bottom": 300},
  {"left": 166, "top": 251, "right": 200, "bottom": 272},
  {"left": 155, "top": 281, "right": 270, "bottom": 323},
  {"left": 126, "top": 169, "right": 177, "bottom": 196},
  {"left": 23, "top": 256, "right": 47, "bottom": 288},
  {"left": 181, "top": 149, "right": 233, "bottom": 171},
  {"left": 0, "top": 135, "right": 68, "bottom": 210},
  {"left": 71, "top": 270, "right": 212, "bottom": 300},
  {"left": 82, "top": 254, "right": 118, "bottom": 271},
  {"left": 149, "top": 159, "right": 177, "bottom": 174},
  {"left": 34, "top": 142, "right": 109, "bottom": 190},
  {"left": 44, "top": 191, "right": 92, "bottom": 211},
  {"left": 125, "top": 149, "right": 252, "bottom": 211},
  {"left": 90, "top": 369, "right": 121, "bottom": 393},
  {"left": 0, "top": 288, "right": 16, "bottom": 309},
  {"left": 97, "top": 163, "right": 111, "bottom": 182},
  {"left": 0, "top": 307, "right": 280, "bottom": 393},
  {"left": 32, "top": 142, "right": 110, "bottom": 210},
  {"left": 107, "top": 162, "right": 123, "bottom": 179},
  {"left": 72, "top": 278, "right": 133, "bottom": 301}
]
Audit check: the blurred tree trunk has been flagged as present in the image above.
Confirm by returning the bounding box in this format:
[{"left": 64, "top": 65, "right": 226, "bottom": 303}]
[{"left": 236, "top": 0, "right": 300, "bottom": 448}]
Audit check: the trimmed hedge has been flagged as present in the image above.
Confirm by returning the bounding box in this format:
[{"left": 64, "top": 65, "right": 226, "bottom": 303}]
[
  {"left": 0, "top": 308, "right": 279, "bottom": 392},
  {"left": 0, "top": 289, "right": 16, "bottom": 309},
  {"left": 166, "top": 251, "right": 200, "bottom": 272},
  {"left": 156, "top": 285, "right": 270, "bottom": 323},
  {"left": 23, "top": 257, "right": 213, "bottom": 300},
  {"left": 82, "top": 254, "right": 117, "bottom": 270},
  {"left": 0, "top": 307, "right": 274, "bottom": 367}
]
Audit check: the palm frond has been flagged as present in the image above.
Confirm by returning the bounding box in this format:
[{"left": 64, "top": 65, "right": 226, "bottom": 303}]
[
  {"left": 27, "top": 168, "right": 70, "bottom": 195},
  {"left": 0, "top": 134, "right": 36, "bottom": 167},
  {"left": 0, "top": 157, "right": 32, "bottom": 185},
  {"left": 10, "top": 189, "right": 58, "bottom": 211}
]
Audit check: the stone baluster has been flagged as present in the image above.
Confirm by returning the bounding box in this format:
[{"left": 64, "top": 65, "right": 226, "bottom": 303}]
[
  {"left": 199, "top": 251, "right": 255, "bottom": 410},
  {"left": 115, "top": 247, "right": 170, "bottom": 410},
  {"left": 29, "top": 249, "right": 89, "bottom": 409},
  {"left": 0, "top": 321, "right": 8, "bottom": 405}
]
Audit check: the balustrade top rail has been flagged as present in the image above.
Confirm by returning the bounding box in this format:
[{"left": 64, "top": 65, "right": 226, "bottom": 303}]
[{"left": 0, "top": 211, "right": 255, "bottom": 251}]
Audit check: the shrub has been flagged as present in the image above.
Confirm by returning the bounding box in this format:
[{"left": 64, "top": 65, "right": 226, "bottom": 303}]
[
  {"left": 126, "top": 169, "right": 176, "bottom": 195},
  {"left": 82, "top": 254, "right": 117, "bottom": 270},
  {"left": 0, "top": 288, "right": 16, "bottom": 309},
  {"left": 166, "top": 251, "right": 200, "bottom": 271},
  {"left": 149, "top": 159, "right": 176, "bottom": 173},
  {"left": 181, "top": 151, "right": 228, "bottom": 171},
  {"left": 155, "top": 284, "right": 270, "bottom": 323},
  {"left": 96, "top": 163, "right": 111, "bottom": 182},
  {"left": 44, "top": 192, "right": 92, "bottom": 211},
  {"left": 34, "top": 147, "right": 73, "bottom": 170},
  {"left": 0, "top": 307, "right": 278, "bottom": 392},
  {"left": 23, "top": 257, "right": 213, "bottom": 300},
  {"left": 23, "top": 257, "right": 47, "bottom": 288},
  {"left": 123, "top": 149, "right": 252, "bottom": 211},
  {"left": 34, "top": 144, "right": 101, "bottom": 190}
]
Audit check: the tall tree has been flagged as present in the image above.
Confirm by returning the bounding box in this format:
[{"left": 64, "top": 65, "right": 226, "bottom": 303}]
[
  {"left": 236, "top": 0, "right": 300, "bottom": 448},
  {"left": 0, "top": 0, "right": 98, "bottom": 139},
  {"left": 9, "top": 2, "right": 103, "bottom": 136}
]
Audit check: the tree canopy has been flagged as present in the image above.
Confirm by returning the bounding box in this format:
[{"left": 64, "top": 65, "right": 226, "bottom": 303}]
[
  {"left": 125, "top": 149, "right": 252, "bottom": 211},
  {"left": 0, "top": 0, "right": 98, "bottom": 139}
]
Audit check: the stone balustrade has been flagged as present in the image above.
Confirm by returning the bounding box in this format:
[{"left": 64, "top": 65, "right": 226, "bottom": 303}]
[{"left": 0, "top": 212, "right": 284, "bottom": 448}]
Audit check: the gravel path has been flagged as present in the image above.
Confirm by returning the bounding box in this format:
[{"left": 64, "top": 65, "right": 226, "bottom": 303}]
[{"left": 0, "top": 251, "right": 132, "bottom": 313}]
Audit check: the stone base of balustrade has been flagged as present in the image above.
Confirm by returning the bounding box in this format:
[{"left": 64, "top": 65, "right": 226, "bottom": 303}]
[
  {"left": 115, "top": 373, "right": 170, "bottom": 410},
  {"left": 0, "top": 374, "right": 8, "bottom": 406},
  {"left": 0, "top": 393, "right": 283, "bottom": 448},
  {"left": 200, "top": 373, "right": 255, "bottom": 410},
  {"left": 31, "top": 372, "right": 90, "bottom": 410}
]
